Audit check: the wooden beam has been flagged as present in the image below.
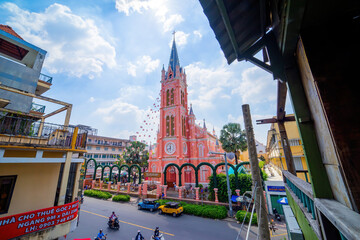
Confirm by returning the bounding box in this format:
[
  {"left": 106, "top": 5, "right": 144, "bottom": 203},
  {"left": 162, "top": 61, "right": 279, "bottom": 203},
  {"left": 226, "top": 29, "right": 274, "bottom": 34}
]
[
  {"left": 43, "top": 106, "right": 69, "bottom": 119},
  {"left": 0, "top": 84, "right": 71, "bottom": 107},
  {"left": 256, "top": 115, "right": 295, "bottom": 124}
]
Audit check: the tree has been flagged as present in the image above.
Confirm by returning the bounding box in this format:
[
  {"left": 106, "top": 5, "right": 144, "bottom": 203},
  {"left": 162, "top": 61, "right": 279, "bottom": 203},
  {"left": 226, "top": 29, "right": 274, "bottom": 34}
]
[
  {"left": 122, "top": 141, "right": 149, "bottom": 167},
  {"left": 219, "top": 123, "right": 247, "bottom": 165}
]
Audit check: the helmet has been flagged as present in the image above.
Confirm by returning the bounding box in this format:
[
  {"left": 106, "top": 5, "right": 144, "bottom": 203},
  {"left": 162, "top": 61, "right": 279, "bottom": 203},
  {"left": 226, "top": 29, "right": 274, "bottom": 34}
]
[
  {"left": 100, "top": 229, "right": 103, "bottom": 232},
  {"left": 138, "top": 230, "right": 141, "bottom": 233}
]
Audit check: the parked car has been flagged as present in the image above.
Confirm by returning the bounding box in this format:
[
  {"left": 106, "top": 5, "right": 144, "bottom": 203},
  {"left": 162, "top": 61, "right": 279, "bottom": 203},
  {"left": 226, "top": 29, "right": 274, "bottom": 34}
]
[
  {"left": 138, "top": 199, "right": 159, "bottom": 212},
  {"left": 158, "top": 202, "right": 183, "bottom": 217}
]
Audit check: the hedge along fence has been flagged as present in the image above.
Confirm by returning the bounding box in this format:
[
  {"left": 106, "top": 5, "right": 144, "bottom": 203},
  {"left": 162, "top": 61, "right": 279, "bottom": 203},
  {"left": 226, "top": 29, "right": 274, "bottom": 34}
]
[
  {"left": 84, "top": 190, "right": 112, "bottom": 199},
  {"left": 156, "top": 199, "right": 227, "bottom": 219},
  {"left": 235, "top": 210, "right": 258, "bottom": 225},
  {"left": 113, "top": 194, "right": 130, "bottom": 202}
]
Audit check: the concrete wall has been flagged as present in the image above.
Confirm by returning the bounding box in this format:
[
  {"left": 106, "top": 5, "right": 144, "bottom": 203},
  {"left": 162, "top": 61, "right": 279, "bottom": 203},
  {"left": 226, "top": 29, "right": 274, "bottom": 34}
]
[{"left": 0, "top": 163, "right": 61, "bottom": 217}]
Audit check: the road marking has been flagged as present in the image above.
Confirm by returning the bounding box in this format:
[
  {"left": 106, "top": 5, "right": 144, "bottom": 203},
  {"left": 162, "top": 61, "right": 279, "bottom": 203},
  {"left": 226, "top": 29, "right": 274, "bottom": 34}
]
[
  {"left": 270, "top": 231, "right": 288, "bottom": 237},
  {"left": 81, "top": 209, "right": 175, "bottom": 237}
]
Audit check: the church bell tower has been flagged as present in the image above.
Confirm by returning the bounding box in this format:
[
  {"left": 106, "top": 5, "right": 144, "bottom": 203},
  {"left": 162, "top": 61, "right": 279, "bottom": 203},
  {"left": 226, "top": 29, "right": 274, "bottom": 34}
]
[{"left": 158, "top": 35, "right": 188, "bottom": 162}]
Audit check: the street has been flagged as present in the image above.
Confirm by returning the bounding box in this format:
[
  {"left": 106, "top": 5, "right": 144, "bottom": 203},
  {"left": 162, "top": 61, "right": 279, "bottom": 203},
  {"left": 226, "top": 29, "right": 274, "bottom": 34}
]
[{"left": 62, "top": 196, "right": 259, "bottom": 240}]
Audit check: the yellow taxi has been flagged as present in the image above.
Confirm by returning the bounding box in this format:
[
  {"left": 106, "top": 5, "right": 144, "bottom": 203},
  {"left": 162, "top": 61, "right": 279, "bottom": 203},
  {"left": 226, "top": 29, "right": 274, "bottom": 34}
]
[{"left": 158, "top": 202, "right": 183, "bottom": 217}]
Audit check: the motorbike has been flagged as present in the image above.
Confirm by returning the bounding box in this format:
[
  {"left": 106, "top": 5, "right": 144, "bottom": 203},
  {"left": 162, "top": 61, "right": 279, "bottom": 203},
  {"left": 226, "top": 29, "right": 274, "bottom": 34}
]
[
  {"left": 151, "top": 234, "right": 165, "bottom": 240},
  {"left": 273, "top": 208, "right": 281, "bottom": 221},
  {"left": 108, "top": 217, "right": 120, "bottom": 230}
]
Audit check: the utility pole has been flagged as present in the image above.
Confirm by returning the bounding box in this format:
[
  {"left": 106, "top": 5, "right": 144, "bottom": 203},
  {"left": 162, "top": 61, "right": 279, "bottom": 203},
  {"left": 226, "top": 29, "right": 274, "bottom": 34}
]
[{"left": 242, "top": 104, "right": 270, "bottom": 240}]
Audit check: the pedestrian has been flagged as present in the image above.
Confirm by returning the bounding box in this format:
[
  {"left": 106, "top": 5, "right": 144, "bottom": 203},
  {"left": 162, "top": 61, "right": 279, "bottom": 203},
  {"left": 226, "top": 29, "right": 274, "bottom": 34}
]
[
  {"left": 133, "top": 174, "right": 137, "bottom": 185},
  {"left": 135, "top": 230, "right": 144, "bottom": 240},
  {"left": 174, "top": 182, "right": 177, "bottom": 191},
  {"left": 161, "top": 192, "right": 164, "bottom": 199}
]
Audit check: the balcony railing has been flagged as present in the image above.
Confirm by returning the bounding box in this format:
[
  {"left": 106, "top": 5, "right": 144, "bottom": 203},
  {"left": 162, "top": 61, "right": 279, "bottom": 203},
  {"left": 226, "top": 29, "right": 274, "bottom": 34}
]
[
  {"left": 0, "top": 115, "right": 87, "bottom": 149},
  {"left": 39, "top": 73, "right": 53, "bottom": 84},
  {"left": 31, "top": 102, "right": 46, "bottom": 113},
  {"left": 283, "top": 170, "right": 360, "bottom": 240}
]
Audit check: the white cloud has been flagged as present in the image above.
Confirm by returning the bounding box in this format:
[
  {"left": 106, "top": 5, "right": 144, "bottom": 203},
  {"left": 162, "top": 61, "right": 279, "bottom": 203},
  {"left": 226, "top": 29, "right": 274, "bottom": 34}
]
[
  {"left": 89, "top": 97, "right": 96, "bottom": 103},
  {"left": 185, "top": 62, "right": 237, "bottom": 109},
  {"left": 193, "top": 30, "right": 202, "bottom": 39},
  {"left": 127, "top": 55, "right": 159, "bottom": 76},
  {"left": 95, "top": 100, "right": 145, "bottom": 124},
  {"left": 115, "top": 0, "right": 150, "bottom": 16},
  {"left": 2, "top": 3, "right": 116, "bottom": 78},
  {"left": 115, "top": 0, "right": 183, "bottom": 33},
  {"left": 231, "top": 66, "right": 276, "bottom": 104},
  {"left": 168, "top": 31, "right": 189, "bottom": 47}
]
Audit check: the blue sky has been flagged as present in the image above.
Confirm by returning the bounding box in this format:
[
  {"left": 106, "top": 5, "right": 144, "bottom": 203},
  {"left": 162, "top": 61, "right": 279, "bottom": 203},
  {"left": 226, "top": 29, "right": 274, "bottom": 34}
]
[{"left": 0, "top": 0, "right": 293, "bottom": 145}]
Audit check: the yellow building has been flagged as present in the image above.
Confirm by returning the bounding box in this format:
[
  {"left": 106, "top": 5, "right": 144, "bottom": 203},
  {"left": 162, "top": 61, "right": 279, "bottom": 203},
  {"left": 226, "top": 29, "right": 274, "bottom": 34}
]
[
  {"left": 265, "top": 115, "right": 309, "bottom": 182},
  {"left": 0, "top": 25, "right": 86, "bottom": 239}
]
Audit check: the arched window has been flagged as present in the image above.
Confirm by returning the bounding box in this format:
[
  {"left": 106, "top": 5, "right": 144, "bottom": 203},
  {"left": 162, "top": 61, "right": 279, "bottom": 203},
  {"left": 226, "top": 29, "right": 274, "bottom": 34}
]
[
  {"left": 181, "top": 91, "right": 183, "bottom": 106},
  {"left": 166, "top": 116, "right": 170, "bottom": 136},
  {"left": 182, "top": 116, "right": 184, "bottom": 136},
  {"left": 171, "top": 115, "right": 175, "bottom": 136},
  {"left": 166, "top": 89, "right": 170, "bottom": 106},
  {"left": 198, "top": 144, "right": 204, "bottom": 157},
  {"left": 170, "top": 89, "right": 174, "bottom": 105},
  {"left": 152, "top": 164, "right": 156, "bottom": 172},
  {"left": 182, "top": 117, "right": 186, "bottom": 136}
]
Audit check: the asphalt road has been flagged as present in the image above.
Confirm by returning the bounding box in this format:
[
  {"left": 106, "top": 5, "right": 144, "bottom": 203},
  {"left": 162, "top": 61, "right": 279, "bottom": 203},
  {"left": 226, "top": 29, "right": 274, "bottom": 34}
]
[{"left": 61, "top": 196, "right": 259, "bottom": 240}]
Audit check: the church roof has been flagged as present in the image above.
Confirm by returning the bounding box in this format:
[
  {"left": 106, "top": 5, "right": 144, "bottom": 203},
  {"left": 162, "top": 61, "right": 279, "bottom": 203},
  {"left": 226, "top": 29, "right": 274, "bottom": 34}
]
[{"left": 168, "top": 36, "right": 180, "bottom": 77}]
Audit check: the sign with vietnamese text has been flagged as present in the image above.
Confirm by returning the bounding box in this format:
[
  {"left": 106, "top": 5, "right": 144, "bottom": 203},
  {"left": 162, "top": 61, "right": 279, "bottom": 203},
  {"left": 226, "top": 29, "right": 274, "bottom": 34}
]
[
  {"left": 267, "top": 186, "right": 285, "bottom": 192},
  {"left": 144, "top": 172, "right": 161, "bottom": 178},
  {"left": 0, "top": 201, "right": 79, "bottom": 240}
]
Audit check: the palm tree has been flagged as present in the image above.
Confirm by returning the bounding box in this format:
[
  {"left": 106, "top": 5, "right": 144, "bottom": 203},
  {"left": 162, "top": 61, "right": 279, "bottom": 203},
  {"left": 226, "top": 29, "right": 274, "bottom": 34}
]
[{"left": 219, "top": 123, "right": 247, "bottom": 165}]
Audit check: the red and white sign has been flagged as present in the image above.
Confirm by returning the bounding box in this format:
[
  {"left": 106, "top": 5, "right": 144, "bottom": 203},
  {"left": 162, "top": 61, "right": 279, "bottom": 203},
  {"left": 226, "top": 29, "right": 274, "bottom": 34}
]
[{"left": 0, "top": 201, "right": 79, "bottom": 240}]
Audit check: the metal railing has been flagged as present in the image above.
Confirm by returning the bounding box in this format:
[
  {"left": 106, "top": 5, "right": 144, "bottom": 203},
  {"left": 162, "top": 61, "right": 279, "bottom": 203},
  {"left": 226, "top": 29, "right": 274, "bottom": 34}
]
[
  {"left": 284, "top": 170, "right": 360, "bottom": 239},
  {"left": 39, "top": 73, "right": 53, "bottom": 84},
  {"left": 0, "top": 115, "right": 87, "bottom": 149},
  {"left": 283, "top": 170, "right": 315, "bottom": 219},
  {"left": 31, "top": 102, "right": 46, "bottom": 113}
]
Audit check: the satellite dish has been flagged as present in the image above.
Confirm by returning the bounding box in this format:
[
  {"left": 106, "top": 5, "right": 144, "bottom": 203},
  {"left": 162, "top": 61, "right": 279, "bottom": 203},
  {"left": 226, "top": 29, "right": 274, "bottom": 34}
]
[{"left": 226, "top": 152, "right": 235, "bottom": 160}]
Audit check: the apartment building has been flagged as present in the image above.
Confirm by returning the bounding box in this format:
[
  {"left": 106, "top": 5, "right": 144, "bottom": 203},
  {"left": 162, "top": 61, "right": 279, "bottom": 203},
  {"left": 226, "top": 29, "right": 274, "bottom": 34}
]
[
  {"left": 265, "top": 115, "right": 309, "bottom": 182},
  {"left": 84, "top": 134, "right": 135, "bottom": 166},
  {"left": 0, "top": 25, "right": 86, "bottom": 239}
]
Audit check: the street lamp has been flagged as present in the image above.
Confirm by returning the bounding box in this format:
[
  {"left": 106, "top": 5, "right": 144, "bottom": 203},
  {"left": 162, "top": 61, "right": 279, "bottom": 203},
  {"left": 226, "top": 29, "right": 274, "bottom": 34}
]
[{"left": 209, "top": 151, "right": 234, "bottom": 217}]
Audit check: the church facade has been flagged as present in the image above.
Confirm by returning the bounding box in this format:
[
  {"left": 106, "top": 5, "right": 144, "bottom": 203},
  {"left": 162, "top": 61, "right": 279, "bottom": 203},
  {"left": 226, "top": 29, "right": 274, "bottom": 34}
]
[{"left": 148, "top": 37, "right": 225, "bottom": 187}]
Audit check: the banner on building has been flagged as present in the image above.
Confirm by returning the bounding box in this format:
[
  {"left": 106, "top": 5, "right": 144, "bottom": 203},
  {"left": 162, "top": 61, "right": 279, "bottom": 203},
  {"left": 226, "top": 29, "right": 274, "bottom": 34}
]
[{"left": 0, "top": 200, "right": 79, "bottom": 240}]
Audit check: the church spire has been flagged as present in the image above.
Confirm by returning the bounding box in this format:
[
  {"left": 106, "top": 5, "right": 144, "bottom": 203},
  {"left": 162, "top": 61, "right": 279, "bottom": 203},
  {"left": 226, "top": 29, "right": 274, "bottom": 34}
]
[
  {"left": 168, "top": 32, "right": 180, "bottom": 76},
  {"left": 189, "top": 103, "right": 194, "bottom": 115}
]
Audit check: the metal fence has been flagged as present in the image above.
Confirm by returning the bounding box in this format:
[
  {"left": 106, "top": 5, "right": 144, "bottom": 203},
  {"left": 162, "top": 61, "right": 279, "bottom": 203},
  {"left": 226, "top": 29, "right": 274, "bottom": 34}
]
[
  {"left": 31, "top": 103, "right": 46, "bottom": 113},
  {"left": 39, "top": 73, "right": 53, "bottom": 84},
  {"left": 0, "top": 115, "right": 87, "bottom": 149}
]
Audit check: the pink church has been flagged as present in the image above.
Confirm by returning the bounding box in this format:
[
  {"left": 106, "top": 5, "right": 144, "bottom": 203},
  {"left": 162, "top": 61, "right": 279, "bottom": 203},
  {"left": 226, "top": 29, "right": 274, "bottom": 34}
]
[{"left": 148, "top": 37, "right": 225, "bottom": 188}]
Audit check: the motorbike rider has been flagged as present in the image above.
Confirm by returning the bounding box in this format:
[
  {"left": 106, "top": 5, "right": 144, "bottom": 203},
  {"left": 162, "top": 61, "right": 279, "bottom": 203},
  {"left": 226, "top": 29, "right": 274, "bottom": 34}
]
[
  {"left": 135, "top": 230, "right": 145, "bottom": 240},
  {"left": 153, "top": 227, "right": 160, "bottom": 240},
  {"left": 109, "top": 211, "right": 118, "bottom": 227},
  {"left": 95, "top": 229, "right": 106, "bottom": 240}
]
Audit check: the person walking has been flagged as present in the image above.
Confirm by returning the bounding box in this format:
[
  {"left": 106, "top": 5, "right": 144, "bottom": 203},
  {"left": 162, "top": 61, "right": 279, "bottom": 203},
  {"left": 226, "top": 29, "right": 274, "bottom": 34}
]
[{"left": 135, "top": 230, "right": 144, "bottom": 240}]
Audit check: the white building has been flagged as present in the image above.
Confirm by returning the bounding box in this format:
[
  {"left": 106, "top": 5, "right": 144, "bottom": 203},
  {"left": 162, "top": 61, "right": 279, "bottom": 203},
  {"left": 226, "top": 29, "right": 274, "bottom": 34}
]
[{"left": 84, "top": 134, "right": 135, "bottom": 166}]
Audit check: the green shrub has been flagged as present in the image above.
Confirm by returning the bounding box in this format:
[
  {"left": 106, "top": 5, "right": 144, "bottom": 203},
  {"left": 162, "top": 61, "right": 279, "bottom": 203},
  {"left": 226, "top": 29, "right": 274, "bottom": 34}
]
[
  {"left": 112, "top": 194, "right": 130, "bottom": 202},
  {"left": 208, "top": 173, "right": 253, "bottom": 203},
  {"left": 84, "top": 190, "right": 112, "bottom": 199},
  {"left": 235, "top": 210, "right": 257, "bottom": 225}
]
